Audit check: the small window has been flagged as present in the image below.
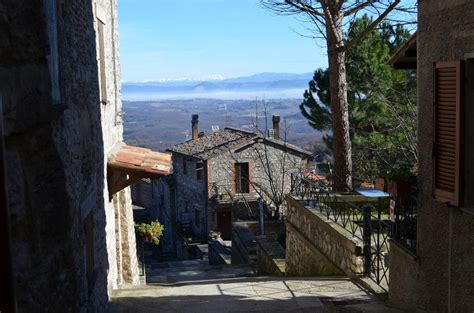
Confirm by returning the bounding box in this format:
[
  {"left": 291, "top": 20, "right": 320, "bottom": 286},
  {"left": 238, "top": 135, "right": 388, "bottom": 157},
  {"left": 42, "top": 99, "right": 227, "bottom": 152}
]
[
  {"left": 183, "top": 158, "right": 187, "bottom": 175},
  {"left": 97, "top": 18, "right": 107, "bottom": 104},
  {"left": 235, "top": 162, "right": 250, "bottom": 193},
  {"left": 196, "top": 162, "right": 203, "bottom": 180}
]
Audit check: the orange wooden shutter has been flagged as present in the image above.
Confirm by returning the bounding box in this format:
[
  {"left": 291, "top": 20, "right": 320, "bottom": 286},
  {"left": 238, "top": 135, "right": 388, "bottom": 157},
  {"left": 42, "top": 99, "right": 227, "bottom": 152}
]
[{"left": 433, "top": 60, "right": 464, "bottom": 206}]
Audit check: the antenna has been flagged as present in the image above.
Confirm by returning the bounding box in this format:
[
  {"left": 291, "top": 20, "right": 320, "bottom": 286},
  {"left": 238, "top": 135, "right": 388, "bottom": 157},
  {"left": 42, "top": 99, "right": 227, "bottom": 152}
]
[
  {"left": 182, "top": 129, "right": 190, "bottom": 141},
  {"left": 255, "top": 97, "right": 258, "bottom": 132}
]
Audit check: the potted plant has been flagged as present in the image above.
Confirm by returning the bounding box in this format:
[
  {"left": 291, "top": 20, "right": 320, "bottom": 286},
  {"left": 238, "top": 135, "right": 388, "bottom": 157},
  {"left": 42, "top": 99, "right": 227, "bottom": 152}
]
[
  {"left": 375, "top": 177, "right": 387, "bottom": 192},
  {"left": 135, "top": 220, "right": 164, "bottom": 246},
  {"left": 386, "top": 167, "right": 412, "bottom": 200}
]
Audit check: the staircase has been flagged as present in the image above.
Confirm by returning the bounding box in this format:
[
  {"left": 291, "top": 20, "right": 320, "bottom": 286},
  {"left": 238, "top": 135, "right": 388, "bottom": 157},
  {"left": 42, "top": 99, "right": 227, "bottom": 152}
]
[{"left": 144, "top": 258, "right": 256, "bottom": 285}]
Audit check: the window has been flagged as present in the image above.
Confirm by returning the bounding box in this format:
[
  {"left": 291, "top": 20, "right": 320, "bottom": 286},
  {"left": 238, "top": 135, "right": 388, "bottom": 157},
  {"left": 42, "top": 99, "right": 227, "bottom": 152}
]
[
  {"left": 183, "top": 158, "right": 187, "bottom": 175},
  {"left": 196, "top": 162, "right": 203, "bottom": 180},
  {"left": 433, "top": 60, "right": 464, "bottom": 206},
  {"left": 235, "top": 162, "right": 250, "bottom": 193},
  {"left": 97, "top": 18, "right": 107, "bottom": 104}
]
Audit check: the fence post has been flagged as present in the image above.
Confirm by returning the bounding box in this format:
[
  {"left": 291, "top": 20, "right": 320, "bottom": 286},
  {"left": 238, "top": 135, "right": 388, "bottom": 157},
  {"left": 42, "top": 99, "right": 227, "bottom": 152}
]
[{"left": 363, "top": 204, "right": 372, "bottom": 275}]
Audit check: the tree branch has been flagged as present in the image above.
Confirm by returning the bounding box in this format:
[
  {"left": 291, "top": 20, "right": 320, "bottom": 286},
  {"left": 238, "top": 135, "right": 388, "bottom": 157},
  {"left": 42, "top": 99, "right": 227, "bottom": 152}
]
[{"left": 343, "top": 0, "right": 401, "bottom": 52}]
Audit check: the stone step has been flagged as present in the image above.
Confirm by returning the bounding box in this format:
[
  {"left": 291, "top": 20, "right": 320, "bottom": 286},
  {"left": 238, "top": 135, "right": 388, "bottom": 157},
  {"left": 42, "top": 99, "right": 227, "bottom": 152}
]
[{"left": 145, "top": 262, "right": 256, "bottom": 285}]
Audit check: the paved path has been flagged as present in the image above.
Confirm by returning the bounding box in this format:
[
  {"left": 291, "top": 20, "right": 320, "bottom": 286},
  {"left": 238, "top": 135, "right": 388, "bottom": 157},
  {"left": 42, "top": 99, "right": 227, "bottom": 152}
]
[{"left": 111, "top": 260, "right": 404, "bottom": 313}]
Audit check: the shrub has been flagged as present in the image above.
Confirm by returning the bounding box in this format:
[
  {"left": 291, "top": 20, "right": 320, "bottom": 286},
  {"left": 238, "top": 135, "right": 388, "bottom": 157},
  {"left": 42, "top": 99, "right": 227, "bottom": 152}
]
[{"left": 135, "top": 220, "right": 164, "bottom": 245}]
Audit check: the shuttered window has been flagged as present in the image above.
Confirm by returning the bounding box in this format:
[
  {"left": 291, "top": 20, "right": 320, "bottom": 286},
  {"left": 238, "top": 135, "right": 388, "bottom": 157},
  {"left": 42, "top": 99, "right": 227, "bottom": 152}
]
[
  {"left": 235, "top": 162, "right": 250, "bottom": 193},
  {"left": 433, "top": 60, "right": 464, "bottom": 206}
]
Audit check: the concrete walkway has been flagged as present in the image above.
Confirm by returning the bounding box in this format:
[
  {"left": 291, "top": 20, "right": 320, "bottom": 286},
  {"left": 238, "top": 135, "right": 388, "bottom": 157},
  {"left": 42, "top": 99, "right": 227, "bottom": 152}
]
[
  {"left": 111, "top": 259, "right": 403, "bottom": 313},
  {"left": 111, "top": 276, "right": 403, "bottom": 312}
]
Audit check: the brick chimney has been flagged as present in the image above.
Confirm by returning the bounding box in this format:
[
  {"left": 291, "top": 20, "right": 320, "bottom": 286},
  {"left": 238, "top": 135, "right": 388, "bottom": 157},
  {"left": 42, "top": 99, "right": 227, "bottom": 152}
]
[
  {"left": 192, "top": 114, "right": 199, "bottom": 140},
  {"left": 272, "top": 115, "right": 280, "bottom": 140}
]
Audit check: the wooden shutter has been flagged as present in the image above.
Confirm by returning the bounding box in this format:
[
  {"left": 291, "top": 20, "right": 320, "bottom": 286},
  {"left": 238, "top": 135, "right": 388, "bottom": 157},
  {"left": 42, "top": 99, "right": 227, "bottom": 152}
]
[
  {"left": 433, "top": 60, "right": 464, "bottom": 206},
  {"left": 235, "top": 163, "right": 242, "bottom": 193}
]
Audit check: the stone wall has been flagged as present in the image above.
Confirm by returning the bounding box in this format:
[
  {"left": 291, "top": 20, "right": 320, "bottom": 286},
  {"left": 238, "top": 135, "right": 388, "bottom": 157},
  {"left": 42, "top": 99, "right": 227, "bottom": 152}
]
[
  {"left": 94, "top": 0, "right": 139, "bottom": 290},
  {"left": 0, "top": 0, "right": 108, "bottom": 311},
  {"left": 172, "top": 154, "right": 208, "bottom": 239},
  {"left": 285, "top": 196, "right": 363, "bottom": 276},
  {"left": 231, "top": 222, "right": 258, "bottom": 266},
  {"left": 208, "top": 141, "right": 307, "bottom": 231},
  {"left": 255, "top": 235, "right": 285, "bottom": 276},
  {"left": 1, "top": 0, "right": 140, "bottom": 310}
]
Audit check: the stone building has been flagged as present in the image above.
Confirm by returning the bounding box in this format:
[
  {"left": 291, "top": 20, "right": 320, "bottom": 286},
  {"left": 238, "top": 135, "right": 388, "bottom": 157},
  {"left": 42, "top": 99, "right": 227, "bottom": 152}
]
[
  {"left": 1, "top": 0, "right": 170, "bottom": 311},
  {"left": 387, "top": 1, "right": 474, "bottom": 312},
  {"left": 160, "top": 115, "right": 311, "bottom": 241}
]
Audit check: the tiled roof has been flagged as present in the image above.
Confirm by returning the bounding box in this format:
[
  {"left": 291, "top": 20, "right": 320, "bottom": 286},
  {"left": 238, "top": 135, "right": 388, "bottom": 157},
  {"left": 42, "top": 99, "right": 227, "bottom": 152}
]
[
  {"left": 108, "top": 144, "right": 171, "bottom": 178},
  {"left": 167, "top": 128, "right": 257, "bottom": 160},
  {"left": 167, "top": 127, "right": 311, "bottom": 160}
]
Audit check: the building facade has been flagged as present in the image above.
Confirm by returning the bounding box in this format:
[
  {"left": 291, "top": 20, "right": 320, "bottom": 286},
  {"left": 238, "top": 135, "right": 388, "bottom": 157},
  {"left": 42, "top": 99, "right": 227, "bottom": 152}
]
[
  {"left": 162, "top": 116, "right": 311, "bottom": 241},
  {"left": 1, "top": 1, "right": 170, "bottom": 311},
  {"left": 389, "top": 1, "right": 474, "bottom": 312}
]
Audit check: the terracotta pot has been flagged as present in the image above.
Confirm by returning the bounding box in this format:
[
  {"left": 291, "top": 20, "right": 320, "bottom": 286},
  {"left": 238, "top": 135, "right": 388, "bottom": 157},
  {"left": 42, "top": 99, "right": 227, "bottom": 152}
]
[
  {"left": 387, "top": 180, "right": 410, "bottom": 200},
  {"left": 375, "top": 178, "right": 387, "bottom": 192}
]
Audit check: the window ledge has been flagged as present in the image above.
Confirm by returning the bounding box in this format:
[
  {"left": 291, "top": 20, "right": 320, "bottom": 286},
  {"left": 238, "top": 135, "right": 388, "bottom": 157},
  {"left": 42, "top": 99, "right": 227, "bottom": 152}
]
[{"left": 460, "top": 207, "right": 474, "bottom": 216}]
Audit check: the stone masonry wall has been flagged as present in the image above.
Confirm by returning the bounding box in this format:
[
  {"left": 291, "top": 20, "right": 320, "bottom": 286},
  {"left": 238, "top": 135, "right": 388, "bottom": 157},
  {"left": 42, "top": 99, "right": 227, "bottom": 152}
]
[
  {"left": 208, "top": 141, "right": 307, "bottom": 232},
  {"left": 94, "top": 0, "right": 140, "bottom": 290},
  {"left": 0, "top": 0, "right": 109, "bottom": 311},
  {"left": 210, "top": 141, "right": 306, "bottom": 202},
  {"left": 255, "top": 235, "right": 285, "bottom": 276},
  {"left": 285, "top": 196, "right": 363, "bottom": 276},
  {"left": 172, "top": 154, "right": 208, "bottom": 238}
]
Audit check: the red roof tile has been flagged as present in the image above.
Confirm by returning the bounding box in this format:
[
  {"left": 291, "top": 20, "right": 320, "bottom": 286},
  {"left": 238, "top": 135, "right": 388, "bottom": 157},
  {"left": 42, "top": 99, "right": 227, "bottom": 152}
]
[{"left": 108, "top": 144, "right": 171, "bottom": 179}]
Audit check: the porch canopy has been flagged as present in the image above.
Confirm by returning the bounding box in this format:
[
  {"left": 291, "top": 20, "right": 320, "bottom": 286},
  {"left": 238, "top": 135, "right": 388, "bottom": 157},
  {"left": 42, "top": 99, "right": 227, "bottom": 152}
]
[
  {"left": 387, "top": 32, "right": 417, "bottom": 69},
  {"left": 107, "top": 143, "right": 171, "bottom": 199}
]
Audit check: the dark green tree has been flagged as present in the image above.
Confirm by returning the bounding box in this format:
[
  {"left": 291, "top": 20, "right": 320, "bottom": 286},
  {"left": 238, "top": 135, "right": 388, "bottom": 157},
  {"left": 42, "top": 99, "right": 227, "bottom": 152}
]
[{"left": 301, "top": 15, "right": 417, "bottom": 181}]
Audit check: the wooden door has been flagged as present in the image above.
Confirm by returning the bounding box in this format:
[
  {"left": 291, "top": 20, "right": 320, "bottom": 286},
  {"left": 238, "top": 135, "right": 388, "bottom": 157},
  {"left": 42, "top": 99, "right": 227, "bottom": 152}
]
[{"left": 217, "top": 211, "right": 232, "bottom": 240}]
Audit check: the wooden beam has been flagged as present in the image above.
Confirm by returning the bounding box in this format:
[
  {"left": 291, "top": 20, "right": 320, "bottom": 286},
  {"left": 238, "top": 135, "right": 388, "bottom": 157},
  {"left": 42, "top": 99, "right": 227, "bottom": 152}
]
[{"left": 108, "top": 171, "right": 142, "bottom": 201}]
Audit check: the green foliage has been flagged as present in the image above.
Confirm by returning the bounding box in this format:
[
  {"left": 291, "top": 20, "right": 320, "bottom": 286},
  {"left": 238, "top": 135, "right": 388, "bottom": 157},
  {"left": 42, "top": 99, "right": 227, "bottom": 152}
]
[
  {"left": 300, "top": 15, "right": 417, "bottom": 181},
  {"left": 135, "top": 220, "right": 164, "bottom": 245},
  {"left": 385, "top": 167, "right": 411, "bottom": 182}
]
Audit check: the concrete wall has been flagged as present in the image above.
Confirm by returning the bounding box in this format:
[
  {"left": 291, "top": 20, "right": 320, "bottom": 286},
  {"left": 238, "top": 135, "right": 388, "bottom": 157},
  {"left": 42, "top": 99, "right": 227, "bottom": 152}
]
[
  {"left": 388, "top": 241, "right": 419, "bottom": 312},
  {"left": 285, "top": 197, "right": 363, "bottom": 276},
  {"left": 0, "top": 0, "right": 108, "bottom": 311},
  {"left": 390, "top": 2, "right": 474, "bottom": 312}
]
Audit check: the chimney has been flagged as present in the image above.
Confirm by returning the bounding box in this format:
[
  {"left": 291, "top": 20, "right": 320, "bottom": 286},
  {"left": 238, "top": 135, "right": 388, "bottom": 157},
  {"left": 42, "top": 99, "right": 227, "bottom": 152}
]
[
  {"left": 192, "top": 114, "right": 199, "bottom": 140},
  {"left": 272, "top": 115, "right": 280, "bottom": 140}
]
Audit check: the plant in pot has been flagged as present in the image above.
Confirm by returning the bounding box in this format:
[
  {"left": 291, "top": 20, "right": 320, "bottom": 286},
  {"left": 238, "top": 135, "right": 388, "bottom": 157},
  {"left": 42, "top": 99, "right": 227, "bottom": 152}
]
[
  {"left": 386, "top": 167, "right": 411, "bottom": 201},
  {"left": 375, "top": 176, "right": 387, "bottom": 192},
  {"left": 135, "top": 220, "right": 164, "bottom": 246}
]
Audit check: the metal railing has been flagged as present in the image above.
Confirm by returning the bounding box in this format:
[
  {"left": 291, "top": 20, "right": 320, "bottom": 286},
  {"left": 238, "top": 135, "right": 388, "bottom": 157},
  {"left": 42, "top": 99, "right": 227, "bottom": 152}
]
[{"left": 290, "top": 173, "right": 416, "bottom": 290}]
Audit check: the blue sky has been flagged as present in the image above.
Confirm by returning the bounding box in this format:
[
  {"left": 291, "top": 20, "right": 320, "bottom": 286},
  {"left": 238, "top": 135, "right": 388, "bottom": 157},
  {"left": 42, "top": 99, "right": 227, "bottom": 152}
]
[{"left": 117, "top": 0, "right": 328, "bottom": 82}]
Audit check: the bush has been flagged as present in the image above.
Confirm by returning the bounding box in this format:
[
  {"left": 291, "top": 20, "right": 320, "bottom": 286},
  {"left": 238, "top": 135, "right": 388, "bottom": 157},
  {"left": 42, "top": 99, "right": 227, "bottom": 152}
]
[{"left": 135, "top": 220, "right": 164, "bottom": 245}]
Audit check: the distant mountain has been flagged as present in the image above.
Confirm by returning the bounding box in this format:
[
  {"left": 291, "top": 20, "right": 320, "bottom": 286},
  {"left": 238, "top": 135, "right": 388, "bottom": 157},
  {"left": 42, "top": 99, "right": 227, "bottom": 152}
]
[{"left": 122, "top": 72, "right": 313, "bottom": 100}]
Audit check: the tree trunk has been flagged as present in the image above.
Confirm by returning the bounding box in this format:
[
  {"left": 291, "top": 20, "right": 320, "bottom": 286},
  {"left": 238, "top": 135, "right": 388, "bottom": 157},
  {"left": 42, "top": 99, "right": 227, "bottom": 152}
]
[{"left": 327, "top": 16, "right": 353, "bottom": 191}]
